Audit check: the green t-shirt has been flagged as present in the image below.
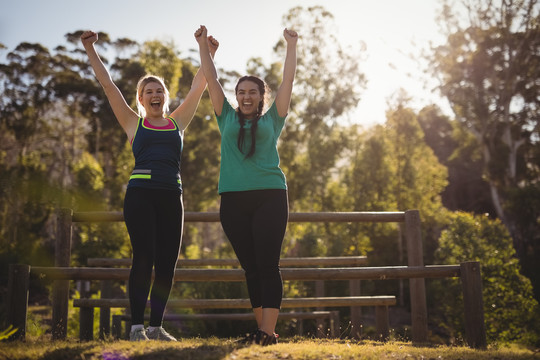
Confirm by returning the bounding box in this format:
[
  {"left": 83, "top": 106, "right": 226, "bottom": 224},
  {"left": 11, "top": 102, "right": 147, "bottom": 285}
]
[{"left": 216, "top": 99, "right": 287, "bottom": 193}]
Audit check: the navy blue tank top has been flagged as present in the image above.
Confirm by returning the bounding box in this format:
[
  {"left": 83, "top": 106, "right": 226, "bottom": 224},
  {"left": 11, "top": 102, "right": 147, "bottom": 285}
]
[{"left": 127, "top": 117, "right": 183, "bottom": 192}]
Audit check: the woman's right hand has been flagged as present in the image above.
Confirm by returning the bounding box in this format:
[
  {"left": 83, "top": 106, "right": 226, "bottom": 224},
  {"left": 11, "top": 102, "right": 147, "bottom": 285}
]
[
  {"left": 207, "top": 35, "right": 219, "bottom": 57},
  {"left": 80, "top": 31, "right": 98, "bottom": 47}
]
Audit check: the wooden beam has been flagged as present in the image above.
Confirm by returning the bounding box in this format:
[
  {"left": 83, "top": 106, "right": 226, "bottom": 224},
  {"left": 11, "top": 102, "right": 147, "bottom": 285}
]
[
  {"left": 31, "top": 265, "right": 461, "bottom": 282},
  {"left": 74, "top": 296, "right": 397, "bottom": 309},
  {"left": 111, "top": 311, "right": 338, "bottom": 339},
  {"left": 72, "top": 211, "right": 406, "bottom": 223},
  {"left": 87, "top": 256, "right": 368, "bottom": 267}
]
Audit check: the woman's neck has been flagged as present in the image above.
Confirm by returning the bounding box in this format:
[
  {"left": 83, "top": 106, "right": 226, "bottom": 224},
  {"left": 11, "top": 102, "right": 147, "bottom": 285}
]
[{"left": 241, "top": 113, "right": 257, "bottom": 121}]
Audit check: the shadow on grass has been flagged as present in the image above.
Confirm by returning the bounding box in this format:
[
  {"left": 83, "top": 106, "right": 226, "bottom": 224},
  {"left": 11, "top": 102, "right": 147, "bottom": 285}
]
[
  {"left": 129, "top": 345, "right": 233, "bottom": 360},
  {"left": 40, "top": 344, "right": 98, "bottom": 360},
  {"left": 39, "top": 343, "right": 235, "bottom": 360}
]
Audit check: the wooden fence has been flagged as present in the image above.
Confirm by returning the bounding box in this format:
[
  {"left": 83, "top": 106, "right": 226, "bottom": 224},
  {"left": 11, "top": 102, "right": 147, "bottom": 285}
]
[
  {"left": 6, "top": 209, "right": 487, "bottom": 348},
  {"left": 85, "top": 255, "right": 370, "bottom": 340}
]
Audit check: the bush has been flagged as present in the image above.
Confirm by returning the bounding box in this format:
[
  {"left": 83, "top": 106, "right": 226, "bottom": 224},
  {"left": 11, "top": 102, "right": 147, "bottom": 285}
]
[{"left": 432, "top": 212, "right": 540, "bottom": 345}]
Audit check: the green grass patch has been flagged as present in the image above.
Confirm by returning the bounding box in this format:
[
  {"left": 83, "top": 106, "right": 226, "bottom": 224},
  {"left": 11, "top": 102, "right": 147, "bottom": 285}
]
[{"left": 0, "top": 337, "right": 537, "bottom": 360}]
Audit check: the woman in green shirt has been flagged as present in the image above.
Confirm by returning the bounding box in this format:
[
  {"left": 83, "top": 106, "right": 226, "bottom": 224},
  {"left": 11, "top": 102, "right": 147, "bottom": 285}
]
[{"left": 195, "top": 25, "right": 297, "bottom": 345}]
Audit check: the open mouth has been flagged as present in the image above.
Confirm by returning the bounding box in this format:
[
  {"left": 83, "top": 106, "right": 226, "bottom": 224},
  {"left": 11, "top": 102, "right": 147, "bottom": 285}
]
[{"left": 151, "top": 100, "right": 161, "bottom": 110}]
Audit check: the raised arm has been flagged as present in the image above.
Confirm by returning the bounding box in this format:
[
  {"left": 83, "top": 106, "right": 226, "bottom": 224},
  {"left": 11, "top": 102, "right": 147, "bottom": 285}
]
[
  {"left": 80, "top": 31, "right": 138, "bottom": 139},
  {"left": 275, "top": 28, "right": 298, "bottom": 117},
  {"left": 195, "top": 26, "right": 225, "bottom": 116},
  {"left": 170, "top": 36, "right": 219, "bottom": 131}
]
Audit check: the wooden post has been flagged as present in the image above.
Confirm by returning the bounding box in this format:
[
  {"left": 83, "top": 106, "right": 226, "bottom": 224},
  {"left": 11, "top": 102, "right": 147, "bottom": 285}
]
[
  {"left": 349, "top": 279, "right": 362, "bottom": 339},
  {"left": 112, "top": 315, "right": 123, "bottom": 339},
  {"left": 124, "top": 318, "right": 131, "bottom": 339},
  {"left": 52, "top": 208, "right": 72, "bottom": 340},
  {"left": 79, "top": 307, "right": 94, "bottom": 341},
  {"left": 404, "top": 210, "right": 428, "bottom": 344},
  {"left": 315, "top": 280, "right": 325, "bottom": 336},
  {"left": 460, "top": 261, "right": 487, "bottom": 349},
  {"left": 297, "top": 315, "right": 304, "bottom": 336},
  {"left": 99, "top": 280, "right": 112, "bottom": 339},
  {"left": 330, "top": 310, "right": 340, "bottom": 338},
  {"left": 375, "top": 305, "right": 389, "bottom": 341},
  {"left": 6, "top": 264, "right": 30, "bottom": 340}
]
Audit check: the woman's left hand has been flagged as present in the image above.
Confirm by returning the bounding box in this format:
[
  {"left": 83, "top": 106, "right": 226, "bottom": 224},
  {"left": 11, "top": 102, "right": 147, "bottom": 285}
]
[{"left": 283, "top": 28, "right": 298, "bottom": 44}]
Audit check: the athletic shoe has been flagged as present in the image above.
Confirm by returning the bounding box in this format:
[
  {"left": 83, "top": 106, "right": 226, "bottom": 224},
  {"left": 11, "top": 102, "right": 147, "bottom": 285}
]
[
  {"left": 147, "top": 327, "right": 177, "bottom": 341},
  {"left": 255, "top": 329, "right": 279, "bottom": 346},
  {"left": 236, "top": 329, "right": 259, "bottom": 344},
  {"left": 129, "top": 327, "right": 149, "bottom": 341}
]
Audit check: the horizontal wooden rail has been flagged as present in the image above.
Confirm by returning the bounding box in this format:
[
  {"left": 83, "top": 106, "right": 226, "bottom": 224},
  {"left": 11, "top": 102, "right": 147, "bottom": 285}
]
[
  {"left": 109, "top": 311, "right": 341, "bottom": 340},
  {"left": 32, "top": 265, "right": 461, "bottom": 281},
  {"left": 72, "top": 211, "right": 406, "bottom": 223},
  {"left": 114, "top": 311, "right": 336, "bottom": 321},
  {"left": 74, "top": 296, "right": 397, "bottom": 309},
  {"left": 87, "top": 256, "right": 368, "bottom": 268}
]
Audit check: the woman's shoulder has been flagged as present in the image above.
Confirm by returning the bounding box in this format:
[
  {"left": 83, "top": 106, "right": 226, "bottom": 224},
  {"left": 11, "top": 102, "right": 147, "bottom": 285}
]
[
  {"left": 262, "top": 102, "right": 284, "bottom": 119},
  {"left": 218, "top": 99, "right": 236, "bottom": 119}
]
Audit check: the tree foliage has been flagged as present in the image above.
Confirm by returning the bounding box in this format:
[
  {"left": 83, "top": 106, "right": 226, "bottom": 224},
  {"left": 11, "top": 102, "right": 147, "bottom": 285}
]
[
  {"left": 273, "top": 6, "right": 367, "bottom": 210},
  {"left": 329, "top": 97, "right": 450, "bottom": 303},
  {"left": 428, "top": 0, "right": 540, "bottom": 300},
  {"left": 433, "top": 211, "right": 540, "bottom": 345},
  {"left": 417, "top": 105, "right": 495, "bottom": 214}
]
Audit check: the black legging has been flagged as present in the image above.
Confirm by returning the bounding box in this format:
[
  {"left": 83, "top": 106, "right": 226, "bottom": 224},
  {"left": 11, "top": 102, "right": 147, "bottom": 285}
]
[
  {"left": 123, "top": 187, "right": 183, "bottom": 326},
  {"left": 220, "top": 189, "right": 288, "bottom": 309}
]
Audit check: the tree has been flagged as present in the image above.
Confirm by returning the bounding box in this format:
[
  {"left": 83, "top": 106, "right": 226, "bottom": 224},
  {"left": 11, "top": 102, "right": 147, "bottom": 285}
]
[
  {"left": 382, "top": 93, "right": 450, "bottom": 265},
  {"left": 274, "top": 5, "right": 367, "bottom": 210},
  {"left": 138, "top": 40, "right": 183, "bottom": 101},
  {"left": 294, "top": 96, "right": 451, "bottom": 307},
  {"left": 417, "top": 105, "right": 494, "bottom": 214},
  {"left": 428, "top": 0, "right": 540, "bottom": 298},
  {"left": 0, "top": 42, "right": 92, "bottom": 267},
  {"left": 342, "top": 97, "right": 449, "bottom": 302}
]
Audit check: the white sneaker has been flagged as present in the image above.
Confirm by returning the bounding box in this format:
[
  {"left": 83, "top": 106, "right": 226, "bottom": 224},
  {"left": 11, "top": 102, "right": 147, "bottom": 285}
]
[
  {"left": 147, "top": 327, "right": 177, "bottom": 341},
  {"left": 129, "top": 327, "right": 149, "bottom": 341}
]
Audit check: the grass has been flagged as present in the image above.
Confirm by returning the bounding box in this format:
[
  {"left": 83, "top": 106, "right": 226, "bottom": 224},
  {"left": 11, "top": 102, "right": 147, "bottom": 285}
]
[
  {"left": 0, "top": 337, "right": 538, "bottom": 360},
  {"left": 4, "top": 306, "right": 537, "bottom": 359}
]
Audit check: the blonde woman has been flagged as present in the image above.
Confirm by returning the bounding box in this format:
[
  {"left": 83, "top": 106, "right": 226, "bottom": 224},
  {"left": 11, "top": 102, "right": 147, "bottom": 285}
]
[{"left": 81, "top": 30, "right": 218, "bottom": 341}]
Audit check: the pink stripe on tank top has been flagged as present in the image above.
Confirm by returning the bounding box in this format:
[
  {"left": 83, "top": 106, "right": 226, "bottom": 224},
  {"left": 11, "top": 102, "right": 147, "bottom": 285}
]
[{"left": 143, "top": 117, "right": 176, "bottom": 130}]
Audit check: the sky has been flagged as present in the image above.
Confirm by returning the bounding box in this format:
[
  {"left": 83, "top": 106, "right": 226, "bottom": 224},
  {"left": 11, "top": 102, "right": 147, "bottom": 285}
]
[{"left": 0, "top": 0, "right": 450, "bottom": 125}]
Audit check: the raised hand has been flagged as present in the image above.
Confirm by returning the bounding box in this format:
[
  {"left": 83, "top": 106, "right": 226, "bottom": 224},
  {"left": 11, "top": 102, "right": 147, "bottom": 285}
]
[
  {"left": 194, "top": 25, "right": 208, "bottom": 45},
  {"left": 207, "top": 35, "right": 219, "bottom": 57},
  {"left": 195, "top": 25, "right": 225, "bottom": 116},
  {"left": 80, "top": 30, "right": 98, "bottom": 47},
  {"left": 283, "top": 28, "right": 298, "bottom": 44}
]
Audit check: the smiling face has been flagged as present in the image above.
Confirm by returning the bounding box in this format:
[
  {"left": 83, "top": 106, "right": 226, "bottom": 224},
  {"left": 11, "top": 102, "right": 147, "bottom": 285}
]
[
  {"left": 140, "top": 82, "right": 165, "bottom": 118},
  {"left": 235, "top": 80, "right": 263, "bottom": 119},
  {"left": 136, "top": 75, "right": 170, "bottom": 118}
]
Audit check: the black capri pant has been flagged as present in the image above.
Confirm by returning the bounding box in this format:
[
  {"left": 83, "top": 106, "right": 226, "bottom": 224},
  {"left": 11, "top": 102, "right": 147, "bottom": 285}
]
[
  {"left": 220, "top": 189, "right": 289, "bottom": 309},
  {"left": 123, "top": 187, "right": 183, "bottom": 326}
]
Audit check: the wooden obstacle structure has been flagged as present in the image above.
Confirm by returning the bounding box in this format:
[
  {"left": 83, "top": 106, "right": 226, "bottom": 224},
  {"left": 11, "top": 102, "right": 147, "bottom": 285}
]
[
  {"left": 6, "top": 209, "right": 487, "bottom": 348},
  {"left": 83, "top": 255, "right": 371, "bottom": 340}
]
